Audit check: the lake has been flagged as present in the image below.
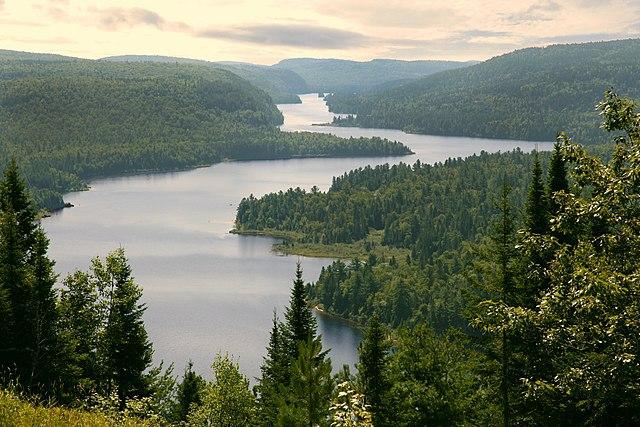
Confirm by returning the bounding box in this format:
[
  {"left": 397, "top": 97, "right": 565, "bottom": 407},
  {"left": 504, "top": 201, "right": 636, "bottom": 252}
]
[{"left": 42, "top": 94, "right": 552, "bottom": 380}]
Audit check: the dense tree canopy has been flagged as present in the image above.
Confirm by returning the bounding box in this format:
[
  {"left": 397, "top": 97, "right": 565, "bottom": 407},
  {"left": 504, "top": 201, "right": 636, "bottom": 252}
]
[
  {"left": 0, "top": 55, "right": 410, "bottom": 210},
  {"left": 326, "top": 39, "right": 640, "bottom": 144}
]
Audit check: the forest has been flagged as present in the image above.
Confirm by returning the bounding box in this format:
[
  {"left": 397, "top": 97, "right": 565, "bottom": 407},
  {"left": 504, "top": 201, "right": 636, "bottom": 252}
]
[
  {"left": 0, "top": 55, "right": 410, "bottom": 211},
  {"left": 2, "top": 91, "right": 639, "bottom": 426},
  {"left": 102, "top": 55, "right": 310, "bottom": 104},
  {"left": 326, "top": 39, "right": 640, "bottom": 144}
]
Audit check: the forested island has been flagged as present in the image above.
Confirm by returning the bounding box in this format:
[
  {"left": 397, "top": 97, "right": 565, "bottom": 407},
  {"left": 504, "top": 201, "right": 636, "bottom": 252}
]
[
  {"left": 0, "top": 52, "right": 411, "bottom": 211},
  {"left": 326, "top": 39, "right": 640, "bottom": 143},
  {"left": 2, "top": 90, "right": 640, "bottom": 425}
]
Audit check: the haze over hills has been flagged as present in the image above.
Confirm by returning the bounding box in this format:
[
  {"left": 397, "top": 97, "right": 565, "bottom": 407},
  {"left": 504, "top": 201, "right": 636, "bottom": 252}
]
[
  {"left": 103, "top": 55, "right": 309, "bottom": 104},
  {"left": 274, "top": 58, "right": 477, "bottom": 93},
  {"left": 326, "top": 39, "right": 640, "bottom": 144}
]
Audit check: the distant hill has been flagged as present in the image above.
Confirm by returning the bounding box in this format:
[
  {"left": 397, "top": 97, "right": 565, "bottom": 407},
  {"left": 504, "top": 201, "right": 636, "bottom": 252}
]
[
  {"left": 274, "top": 58, "right": 476, "bottom": 92},
  {"left": 0, "top": 56, "right": 409, "bottom": 210},
  {"left": 0, "top": 49, "right": 79, "bottom": 62},
  {"left": 103, "top": 55, "right": 309, "bottom": 103},
  {"left": 326, "top": 39, "right": 640, "bottom": 143}
]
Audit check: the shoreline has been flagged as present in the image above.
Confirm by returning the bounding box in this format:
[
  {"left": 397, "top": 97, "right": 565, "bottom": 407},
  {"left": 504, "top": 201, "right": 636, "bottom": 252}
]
[{"left": 312, "top": 305, "right": 364, "bottom": 330}]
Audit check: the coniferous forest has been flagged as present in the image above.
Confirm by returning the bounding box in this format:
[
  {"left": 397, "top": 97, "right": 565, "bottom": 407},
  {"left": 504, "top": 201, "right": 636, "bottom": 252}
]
[
  {"left": 2, "top": 68, "right": 640, "bottom": 427},
  {"left": 326, "top": 39, "right": 640, "bottom": 144},
  {"left": 0, "top": 54, "right": 411, "bottom": 211}
]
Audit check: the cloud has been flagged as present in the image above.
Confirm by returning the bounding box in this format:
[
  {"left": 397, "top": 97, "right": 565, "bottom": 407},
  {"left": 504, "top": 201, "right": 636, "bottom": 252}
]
[
  {"left": 197, "top": 24, "right": 370, "bottom": 49},
  {"left": 0, "top": 0, "right": 4, "bottom": 9},
  {"left": 89, "top": 7, "right": 191, "bottom": 32},
  {"left": 505, "top": 1, "right": 563, "bottom": 23},
  {"left": 317, "top": 1, "right": 462, "bottom": 29},
  {"left": 540, "top": 32, "right": 634, "bottom": 44}
]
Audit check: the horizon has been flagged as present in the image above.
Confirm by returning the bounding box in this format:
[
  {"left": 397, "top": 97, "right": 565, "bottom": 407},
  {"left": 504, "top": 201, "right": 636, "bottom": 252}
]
[{"left": 1, "top": 0, "right": 639, "bottom": 65}]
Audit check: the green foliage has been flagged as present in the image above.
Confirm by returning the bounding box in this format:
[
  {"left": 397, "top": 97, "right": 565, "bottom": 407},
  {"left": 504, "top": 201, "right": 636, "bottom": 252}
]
[
  {"left": 356, "top": 314, "right": 389, "bottom": 425},
  {"left": 476, "top": 91, "right": 640, "bottom": 424},
  {"left": 188, "top": 354, "right": 255, "bottom": 426},
  {"left": 236, "top": 151, "right": 536, "bottom": 264},
  {"left": 327, "top": 39, "right": 640, "bottom": 143},
  {"left": 277, "top": 337, "right": 333, "bottom": 427},
  {"left": 103, "top": 54, "right": 309, "bottom": 104},
  {"left": 175, "top": 361, "right": 205, "bottom": 423},
  {"left": 0, "top": 54, "right": 410, "bottom": 211},
  {"left": 385, "top": 326, "right": 497, "bottom": 426}
]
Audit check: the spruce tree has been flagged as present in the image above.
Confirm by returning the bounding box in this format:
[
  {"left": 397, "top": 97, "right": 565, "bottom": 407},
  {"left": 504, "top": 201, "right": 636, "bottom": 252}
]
[
  {"left": 27, "top": 229, "right": 59, "bottom": 394},
  {"left": 546, "top": 142, "right": 568, "bottom": 216},
  {"left": 97, "top": 249, "right": 153, "bottom": 410},
  {"left": 357, "top": 314, "right": 390, "bottom": 426},
  {"left": 277, "top": 337, "right": 333, "bottom": 426},
  {"left": 283, "top": 262, "right": 317, "bottom": 359},
  {"left": 176, "top": 360, "right": 206, "bottom": 422},
  {"left": 0, "top": 159, "right": 37, "bottom": 254},
  {"left": 524, "top": 151, "right": 549, "bottom": 235},
  {"left": 493, "top": 185, "right": 515, "bottom": 427},
  {"left": 0, "top": 208, "right": 29, "bottom": 381},
  {"left": 256, "top": 312, "right": 289, "bottom": 426}
]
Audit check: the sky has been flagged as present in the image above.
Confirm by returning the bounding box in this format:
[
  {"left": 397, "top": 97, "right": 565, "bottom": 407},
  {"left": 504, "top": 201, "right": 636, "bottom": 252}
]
[{"left": 1, "top": 0, "right": 639, "bottom": 64}]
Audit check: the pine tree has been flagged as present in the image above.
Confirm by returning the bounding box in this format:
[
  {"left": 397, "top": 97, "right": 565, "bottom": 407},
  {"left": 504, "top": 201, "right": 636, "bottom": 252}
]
[
  {"left": 277, "top": 337, "right": 333, "bottom": 426},
  {"left": 546, "top": 142, "right": 568, "bottom": 216},
  {"left": 0, "top": 159, "right": 37, "bottom": 254},
  {"left": 27, "top": 229, "right": 59, "bottom": 394},
  {"left": 493, "top": 185, "right": 515, "bottom": 427},
  {"left": 96, "top": 249, "right": 153, "bottom": 410},
  {"left": 0, "top": 208, "right": 29, "bottom": 382},
  {"left": 524, "top": 151, "right": 549, "bottom": 235},
  {"left": 176, "top": 360, "right": 205, "bottom": 422},
  {"left": 357, "top": 314, "right": 389, "bottom": 426},
  {"left": 256, "top": 312, "right": 289, "bottom": 426},
  {"left": 283, "top": 262, "right": 317, "bottom": 359}
]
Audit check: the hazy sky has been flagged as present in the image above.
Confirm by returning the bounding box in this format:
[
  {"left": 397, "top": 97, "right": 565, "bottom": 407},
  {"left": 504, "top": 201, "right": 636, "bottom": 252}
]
[{"left": 1, "top": 0, "right": 639, "bottom": 64}]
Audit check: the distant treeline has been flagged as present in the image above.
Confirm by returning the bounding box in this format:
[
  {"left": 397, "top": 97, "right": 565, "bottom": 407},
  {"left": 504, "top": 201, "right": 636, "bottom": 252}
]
[{"left": 326, "top": 39, "right": 640, "bottom": 144}]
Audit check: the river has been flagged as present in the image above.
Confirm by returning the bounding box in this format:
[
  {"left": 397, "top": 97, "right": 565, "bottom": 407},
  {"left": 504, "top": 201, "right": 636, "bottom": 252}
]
[{"left": 41, "top": 94, "right": 552, "bottom": 380}]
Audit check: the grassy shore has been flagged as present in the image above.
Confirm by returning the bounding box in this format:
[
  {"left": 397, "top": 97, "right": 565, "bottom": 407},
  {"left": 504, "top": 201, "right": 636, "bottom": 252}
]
[{"left": 232, "top": 228, "right": 410, "bottom": 260}]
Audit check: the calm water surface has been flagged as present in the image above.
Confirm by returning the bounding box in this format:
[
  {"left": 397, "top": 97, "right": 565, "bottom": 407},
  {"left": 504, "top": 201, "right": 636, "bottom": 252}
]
[{"left": 42, "top": 94, "right": 552, "bottom": 379}]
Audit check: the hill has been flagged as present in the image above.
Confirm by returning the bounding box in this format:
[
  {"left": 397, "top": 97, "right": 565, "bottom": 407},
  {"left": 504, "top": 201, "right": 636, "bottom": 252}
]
[
  {"left": 103, "top": 55, "right": 308, "bottom": 103},
  {"left": 274, "top": 58, "right": 476, "bottom": 92},
  {"left": 326, "top": 39, "right": 640, "bottom": 143},
  {"left": 0, "top": 56, "right": 410, "bottom": 210}
]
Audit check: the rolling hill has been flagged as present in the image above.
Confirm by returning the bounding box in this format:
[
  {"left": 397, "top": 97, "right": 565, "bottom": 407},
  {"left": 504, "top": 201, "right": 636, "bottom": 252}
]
[
  {"left": 325, "top": 39, "right": 640, "bottom": 143},
  {"left": 103, "top": 55, "right": 309, "bottom": 103},
  {"left": 0, "top": 54, "right": 410, "bottom": 210}
]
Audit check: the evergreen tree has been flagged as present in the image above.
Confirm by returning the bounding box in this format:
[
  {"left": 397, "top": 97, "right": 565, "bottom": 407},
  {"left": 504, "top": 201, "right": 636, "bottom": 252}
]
[
  {"left": 27, "top": 229, "right": 59, "bottom": 394},
  {"left": 0, "top": 159, "right": 37, "bottom": 254},
  {"left": 277, "top": 337, "right": 333, "bottom": 427},
  {"left": 176, "top": 361, "right": 205, "bottom": 422},
  {"left": 524, "top": 151, "right": 549, "bottom": 235},
  {"left": 546, "top": 142, "right": 568, "bottom": 216},
  {"left": 356, "top": 314, "right": 389, "bottom": 426},
  {"left": 95, "top": 249, "right": 153, "bottom": 410},
  {"left": 256, "top": 312, "right": 289, "bottom": 426},
  {"left": 493, "top": 185, "right": 515, "bottom": 427},
  {"left": 0, "top": 208, "right": 29, "bottom": 382},
  {"left": 283, "top": 262, "right": 317, "bottom": 359}
]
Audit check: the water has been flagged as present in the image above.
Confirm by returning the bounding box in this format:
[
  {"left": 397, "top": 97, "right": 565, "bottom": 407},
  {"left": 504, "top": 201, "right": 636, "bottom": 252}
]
[{"left": 41, "top": 94, "right": 552, "bottom": 380}]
